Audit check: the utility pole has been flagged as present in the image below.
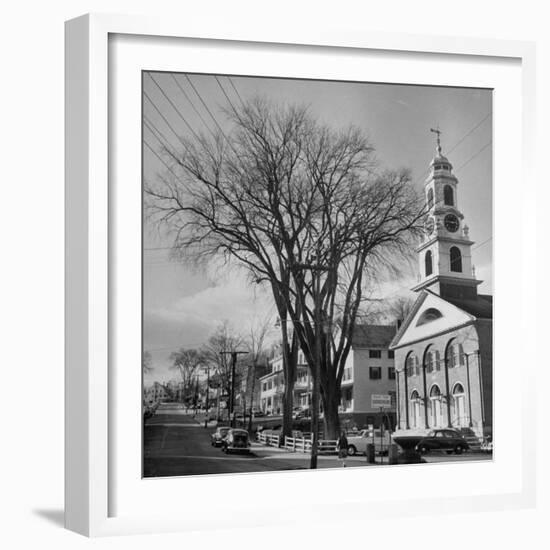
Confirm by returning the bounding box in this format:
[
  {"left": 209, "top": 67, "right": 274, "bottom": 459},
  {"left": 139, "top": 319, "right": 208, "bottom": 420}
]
[
  {"left": 220, "top": 350, "right": 247, "bottom": 427},
  {"left": 203, "top": 365, "right": 210, "bottom": 428}
]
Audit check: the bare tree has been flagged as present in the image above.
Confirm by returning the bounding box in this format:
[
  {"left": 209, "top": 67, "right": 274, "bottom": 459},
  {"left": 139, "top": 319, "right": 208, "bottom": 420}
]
[
  {"left": 242, "top": 314, "right": 272, "bottom": 427},
  {"left": 146, "top": 97, "right": 425, "bottom": 438},
  {"left": 169, "top": 348, "right": 205, "bottom": 403},
  {"left": 142, "top": 350, "right": 153, "bottom": 375},
  {"left": 387, "top": 294, "right": 416, "bottom": 324},
  {"left": 201, "top": 321, "right": 246, "bottom": 403}
]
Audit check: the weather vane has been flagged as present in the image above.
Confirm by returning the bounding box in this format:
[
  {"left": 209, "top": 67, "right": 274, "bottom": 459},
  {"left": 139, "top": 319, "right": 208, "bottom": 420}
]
[{"left": 430, "top": 126, "right": 442, "bottom": 154}]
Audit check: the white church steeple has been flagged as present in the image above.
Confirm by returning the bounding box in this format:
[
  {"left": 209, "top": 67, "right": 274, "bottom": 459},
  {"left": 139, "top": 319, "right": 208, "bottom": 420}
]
[{"left": 412, "top": 129, "right": 482, "bottom": 300}]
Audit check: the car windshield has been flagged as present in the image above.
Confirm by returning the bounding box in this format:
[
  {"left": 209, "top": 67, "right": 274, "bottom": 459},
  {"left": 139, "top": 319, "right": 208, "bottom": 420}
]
[{"left": 427, "top": 431, "right": 436, "bottom": 437}]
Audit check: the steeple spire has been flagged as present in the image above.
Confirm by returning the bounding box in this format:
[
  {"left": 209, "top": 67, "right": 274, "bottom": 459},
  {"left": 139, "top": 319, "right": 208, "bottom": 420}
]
[
  {"left": 412, "top": 129, "right": 481, "bottom": 300},
  {"left": 430, "top": 127, "right": 442, "bottom": 155}
]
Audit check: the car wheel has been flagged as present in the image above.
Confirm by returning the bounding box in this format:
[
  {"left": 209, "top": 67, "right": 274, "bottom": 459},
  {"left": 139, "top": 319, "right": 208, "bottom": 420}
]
[
  {"left": 347, "top": 445, "right": 357, "bottom": 456},
  {"left": 454, "top": 445, "right": 464, "bottom": 455},
  {"left": 419, "top": 445, "right": 429, "bottom": 454}
]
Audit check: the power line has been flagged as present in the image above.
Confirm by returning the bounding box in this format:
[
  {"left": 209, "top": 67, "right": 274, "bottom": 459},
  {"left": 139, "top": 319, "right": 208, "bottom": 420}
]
[
  {"left": 171, "top": 73, "right": 216, "bottom": 137},
  {"left": 472, "top": 236, "right": 492, "bottom": 251},
  {"left": 227, "top": 76, "right": 246, "bottom": 108},
  {"left": 147, "top": 73, "right": 203, "bottom": 144},
  {"left": 143, "top": 138, "right": 181, "bottom": 182},
  {"left": 454, "top": 141, "right": 492, "bottom": 173},
  {"left": 144, "top": 115, "right": 175, "bottom": 152},
  {"left": 184, "top": 74, "right": 235, "bottom": 148},
  {"left": 215, "top": 75, "right": 241, "bottom": 119},
  {"left": 143, "top": 90, "right": 192, "bottom": 155},
  {"left": 412, "top": 111, "right": 492, "bottom": 187},
  {"left": 447, "top": 112, "right": 491, "bottom": 156}
]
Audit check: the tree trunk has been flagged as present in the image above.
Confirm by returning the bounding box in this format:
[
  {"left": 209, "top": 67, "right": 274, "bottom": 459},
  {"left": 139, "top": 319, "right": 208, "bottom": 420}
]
[
  {"left": 280, "top": 336, "right": 298, "bottom": 442},
  {"left": 322, "top": 384, "right": 341, "bottom": 440}
]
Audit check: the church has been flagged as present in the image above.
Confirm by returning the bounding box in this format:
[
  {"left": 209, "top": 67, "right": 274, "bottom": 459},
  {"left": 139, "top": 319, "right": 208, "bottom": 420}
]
[{"left": 389, "top": 132, "right": 492, "bottom": 445}]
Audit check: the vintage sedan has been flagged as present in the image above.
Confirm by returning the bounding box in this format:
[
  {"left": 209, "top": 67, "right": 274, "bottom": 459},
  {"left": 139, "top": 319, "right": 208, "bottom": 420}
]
[
  {"left": 210, "top": 426, "right": 230, "bottom": 447},
  {"left": 346, "top": 429, "right": 392, "bottom": 456},
  {"left": 221, "top": 429, "right": 251, "bottom": 454},
  {"left": 415, "top": 429, "right": 470, "bottom": 455}
]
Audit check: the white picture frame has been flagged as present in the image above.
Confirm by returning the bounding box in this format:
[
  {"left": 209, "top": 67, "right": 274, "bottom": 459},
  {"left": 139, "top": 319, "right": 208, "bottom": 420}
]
[{"left": 65, "top": 13, "right": 537, "bottom": 537}]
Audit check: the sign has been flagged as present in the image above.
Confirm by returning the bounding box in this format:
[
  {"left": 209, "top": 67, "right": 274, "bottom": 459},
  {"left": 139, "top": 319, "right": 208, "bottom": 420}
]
[{"left": 371, "top": 394, "right": 392, "bottom": 409}]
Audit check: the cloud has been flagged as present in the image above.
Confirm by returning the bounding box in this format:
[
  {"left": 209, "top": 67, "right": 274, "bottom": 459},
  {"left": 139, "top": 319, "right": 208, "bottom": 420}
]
[{"left": 144, "top": 272, "right": 275, "bottom": 348}]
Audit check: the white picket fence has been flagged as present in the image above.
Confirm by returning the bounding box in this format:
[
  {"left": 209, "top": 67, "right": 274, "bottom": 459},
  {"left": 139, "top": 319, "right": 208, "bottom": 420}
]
[
  {"left": 283, "top": 436, "right": 338, "bottom": 454},
  {"left": 257, "top": 432, "right": 281, "bottom": 447}
]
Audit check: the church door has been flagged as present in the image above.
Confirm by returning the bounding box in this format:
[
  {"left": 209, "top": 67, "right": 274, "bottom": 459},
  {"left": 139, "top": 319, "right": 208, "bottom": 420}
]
[{"left": 452, "top": 383, "right": 468, "bottom": 427}]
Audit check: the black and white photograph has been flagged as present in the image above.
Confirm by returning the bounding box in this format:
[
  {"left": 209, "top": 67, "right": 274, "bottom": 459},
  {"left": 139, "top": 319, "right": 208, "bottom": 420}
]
[{"left": 142, "top": 72, "right": 493, "bottom": 478}]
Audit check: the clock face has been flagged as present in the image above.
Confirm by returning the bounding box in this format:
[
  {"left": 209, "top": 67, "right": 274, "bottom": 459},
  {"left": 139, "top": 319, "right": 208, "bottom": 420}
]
[
  {"left": 425, "top": 217, "right": 435, "bottom": 235},
  {"left": 444, "top": 214, "right": 459, "bottom": 233}
]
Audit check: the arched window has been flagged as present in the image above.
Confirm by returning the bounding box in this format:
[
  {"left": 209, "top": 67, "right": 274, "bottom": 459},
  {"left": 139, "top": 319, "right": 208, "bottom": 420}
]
[
  {"left": 444, "top": 185, "right": 454, "bottom": 206},
  {"left": 424, "top": 345, "right": 434, "bottom": 373},
  {"left": 450, "top": 246, "right": 462, "bottom": 272},
  {"left": 452, "top": 383, "right": 465, "bottom": 395},
  {"left": 405, "top": 353, "right": 417, "bottom": 377},
  {"left": 429, "top": 384, "right": 443, "bottom": 427},
  {"left": 445, "top": 339, "right": 465, "bottom": 368},
  {"left": 410, "top": 390, "right": 422, "bottom": 429},
  {"left": 416, "top": 307, "right": 443, "bottom": 326},
  {"left": 424, "top": 346, "right": 441, "bottom": 373},
  {"left": 425, "top": 250, "right": 433, "bottom": 276},
  {"left": 427, "top": 188, "right": 434, "bottom": 209}
]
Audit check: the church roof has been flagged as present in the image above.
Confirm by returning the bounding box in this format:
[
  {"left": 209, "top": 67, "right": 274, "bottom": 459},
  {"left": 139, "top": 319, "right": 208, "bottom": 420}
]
[
  {"left": 389, "top": 290, "right": 493, "bottom": 349},
  {"left": 351, "top": 324, "right": 396, "bottom": 349},
  {"left": 444, "top": 294, "right": 493, "bottom": 319}
]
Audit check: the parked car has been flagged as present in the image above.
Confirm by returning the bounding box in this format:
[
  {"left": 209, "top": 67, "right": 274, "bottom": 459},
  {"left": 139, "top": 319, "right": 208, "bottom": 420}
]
[
  {"left": 221, "top": 429, "right": 251, "bottom": 454},
  {"left": 211, "top": 426, "right": 230, "bottom": 447},
  {"left": 252, "top": 409, "right": 265, "bottom": 417},
  {"left": 415, "top": 429, "right": 470, "bottom": 455},
  {"left": 480, "top": 436, "right": 493, "bottom": 453},
  {"left": 346, "top": 429, "right": 392, "bottom": 456}
]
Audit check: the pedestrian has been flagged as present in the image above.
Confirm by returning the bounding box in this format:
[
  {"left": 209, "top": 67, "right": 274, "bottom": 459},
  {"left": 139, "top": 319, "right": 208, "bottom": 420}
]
[{"left": 337, "top": 431, "right": 348, "bottom": 467}]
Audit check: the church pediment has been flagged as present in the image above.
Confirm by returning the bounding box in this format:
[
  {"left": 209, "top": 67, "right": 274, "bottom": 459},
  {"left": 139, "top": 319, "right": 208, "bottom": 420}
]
[{"left": 390, "top": 291, "right": 475, "bottom": 349}]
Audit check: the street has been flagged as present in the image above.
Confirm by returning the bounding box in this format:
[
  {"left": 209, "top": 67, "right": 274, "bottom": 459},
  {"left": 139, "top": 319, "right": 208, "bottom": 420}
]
[{"left": 143, "top": 412, "right": 491, "bottom": 477}]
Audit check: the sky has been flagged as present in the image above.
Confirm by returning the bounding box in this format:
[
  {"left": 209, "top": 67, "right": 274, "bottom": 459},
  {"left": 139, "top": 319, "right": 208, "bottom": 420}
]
[{"left": 142, "top": 73, "right": 493, "bottom": 384}]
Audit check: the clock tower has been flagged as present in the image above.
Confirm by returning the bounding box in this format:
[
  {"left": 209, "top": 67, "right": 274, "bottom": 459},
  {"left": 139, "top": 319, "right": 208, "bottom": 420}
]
[{"left": 411, "top": 129, "right": 482, "bottom": 300}]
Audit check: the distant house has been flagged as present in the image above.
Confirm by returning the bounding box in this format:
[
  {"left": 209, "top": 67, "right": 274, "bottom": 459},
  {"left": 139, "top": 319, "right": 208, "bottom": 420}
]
[
  {"left": 143, "top": 381, "right": 170, "bottom": 405},
  {"left": 340, "top": 325, "right": 397, "bottom": 428},
  {"left": 234, "top": 361, "right": 270, "bottom": 414},
  {"left": 258, "top": 324, "right": 397, "bottom": 429},
  {"left": 259, "top": 350, "right": 310, "bottom": 415}
]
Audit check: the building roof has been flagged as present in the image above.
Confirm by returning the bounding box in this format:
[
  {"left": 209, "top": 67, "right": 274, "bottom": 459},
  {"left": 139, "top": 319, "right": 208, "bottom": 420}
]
[
  {"left": 351, "top": 324, "right": 397, "bottom": 349},
  {"left": 444, "top": 294, "right": 493, "bottom": 319},
  {"left": 389, "top": 290, "right": 493, "bottom": 349}
]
